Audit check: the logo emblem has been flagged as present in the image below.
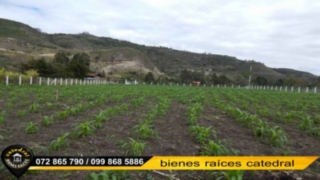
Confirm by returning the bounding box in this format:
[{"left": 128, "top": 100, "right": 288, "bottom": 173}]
[{"left": 1, "top": 144, "right": 34, "bottom": 178}]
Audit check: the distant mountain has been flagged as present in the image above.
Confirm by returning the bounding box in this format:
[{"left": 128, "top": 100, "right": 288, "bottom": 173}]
[{"left": 0, "top": 18, "right": 318, "bottom": 86}]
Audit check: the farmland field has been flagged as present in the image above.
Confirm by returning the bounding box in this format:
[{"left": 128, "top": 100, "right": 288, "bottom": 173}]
[{"left": 0, "top": 84, "right": 319, "bottom": 180}]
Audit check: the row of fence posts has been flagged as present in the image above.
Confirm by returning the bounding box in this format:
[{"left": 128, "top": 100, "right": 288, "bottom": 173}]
[
  {"left": 151, "top": 82, "right": 318, "bottom": 94},
  {"left": 3, "top": 76, "right": 318, "bottom": 94},
  {"left": 4, "top": 76, "right": 119, "bottom": 86}
]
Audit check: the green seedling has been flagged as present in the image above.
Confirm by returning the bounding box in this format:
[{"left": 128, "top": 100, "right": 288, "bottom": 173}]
[
  {"left": 119, "top": 138, "right": 147, "bottom": 156},
  {"left": 50, "top": 133, "right": 70, "bottom": 151},
  {"left": 29, "top": 103, "right": 40, "bottom": 113},
  {"left": 133, "top": 122, "right": 157, "bottom": 139},
  {"left": 25, "top": 122, "right": 38, "bottom": 134},
  {"left": 43, "top": 116, "right": 54, "bottom": 127}
]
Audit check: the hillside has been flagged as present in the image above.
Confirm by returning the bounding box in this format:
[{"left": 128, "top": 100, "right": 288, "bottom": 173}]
[{"left": 0, "top": 18, "right": 318, "bottom": 86}]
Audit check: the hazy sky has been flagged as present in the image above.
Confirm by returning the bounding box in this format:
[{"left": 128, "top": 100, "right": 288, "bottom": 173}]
[{"left": 0, "top": 0, "right": 319, "bottom": 75}]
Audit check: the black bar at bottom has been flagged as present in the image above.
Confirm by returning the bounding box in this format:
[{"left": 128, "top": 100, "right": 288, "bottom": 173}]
[{"left": 31, "top": 156, "right": 153, "bottom": 166}]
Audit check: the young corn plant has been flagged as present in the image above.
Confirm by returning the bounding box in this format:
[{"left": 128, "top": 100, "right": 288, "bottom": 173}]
[
  {"left": 93, "top": 111, "right": 109, "bottom": 121},
  {"left": 37, "top": 97, "right": 44, "bottom": 104},
  {"left": 118, "top": 104, "right": 129, "bottom": 114},
  {"left": 189, "top": 125, "right": 215, "bottom": 144},
  {"left": 66, "top": 107, "right": 79, "bottom": 116},
  {"left": 268, "top": 126, "right": 288, "bottom": 147},
  {"left": 46, "top": 102, "right": 54, "bottom": 109},
  {"left": 200, "top": 140, "right": 235, "bottom": 156},
  {"left": 187, "top": 103, "right": 203, "bottom": 125},
  {"left": 17, "top": 110, "right": 27, "bottom": 118},
  {"left": 119, "top": 138, "right": 147, "bottom": 156},
  {"left": 42, "top": 116, "right": 54, "bottom": 127},
  {"left": 111, "top": 95, "right": 124, "bottom": 102},
  {"left": 25, "top": 122, "right": 38, "bottom": 134},
  {"left": 220, "top": 170, "right": 244, "bottom": 180},
  {"left": 74, "top": 121, "right": 96, "bottom": 138},
  {"left": 133, "top": 121, "right": 157, "bottom": 139},
  {"left": 86, "top": 170, "right": 130, "bottom": 180},
  {"left": 0, "top": 111, "right": 6, "bottom": 124},
  {"left": 106, "top": 107, "right": 117, "bottom": 117},
  {"left": 283, "top": 112, "right": 294, "bottom": 124},
  {"left": 308, "top": 127, "right": 320, "bottom": 138},
  {"left": 314, "top": 115, "right": 320, "bottom": 125},
  {"left": 49, "top": 133, "right": 70, "bottom": 151},
  {"left": 56, "top": 110, "right": 69, "bottom": 121},
  {"left": 7, "top": 102, "right": 13, "bottom": 108},
  {"left": 29, "top": 103, "right": 40, "bottom": 113},
  {"left": 130, "top": 97, "right": 145, "bottom": 107},
  {"left": 299, "top": 116, "right": 314, "bottom": 131},
  {"left": 254, "top": 119, "right": 268, "bottom": 140},
  {"left": 145, "top": 111, "right": 156, "bottom": 124}
]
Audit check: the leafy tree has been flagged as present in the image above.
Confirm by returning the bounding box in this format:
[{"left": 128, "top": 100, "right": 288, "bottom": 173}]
[
  {"left": 67, "top": 53, "right": 91, "bottom": 78},
  {"left": 20, "top": 58, "right": 38, "bottom": 73},
  {"left": 254, "top": 76, "right": 268, "bottom": 85},
  {"left": 35, "top": 58, "right": 56, "bottom": 77},
  {"left": 180, "top": 69, "right": 192, "bottom": 83},
  {"left": 54, "top": 51, "right": 69, "bottom": 65},
  {"left": 211, "top": 73, "right": 218, "bottom": 84},
  {"left": 144, "top": 72, "right": 154, "bottom": 83},
  {"left": 274, "top": 79, "right": 284, "bottom": 86}
]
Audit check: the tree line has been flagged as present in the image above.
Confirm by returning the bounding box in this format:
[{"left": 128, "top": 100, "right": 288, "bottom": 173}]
[{"left": 20, "top": 51, "right": 94, "bottom": 79}]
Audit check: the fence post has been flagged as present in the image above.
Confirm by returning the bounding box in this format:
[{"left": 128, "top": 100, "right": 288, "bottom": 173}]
[
  {"left": 280, "top": 86, "right": 282, "bottom": 91},
  {"left": 298, "top": 87, "right": 301, "bottom": 93},
  {"left": 71, "top": 79, "right": 73, "bottom": 86},
  {"left": 30, "top": 76, "right": 33, "bottom": 85},
  {"left": 6, "top": 75, "right": 9, "bottom": 86},
  {"left": 151, "top": 82, "right": 153, "bottom": 85},
  {"left": 285, "top": 86, "right": 287, "bottom": 92},
  {"left": 291, "top": 87, "right": 294, "bottom": 92},
  {"left": 65, "top": 78, "right": 68, "bottom": 85},
  {"left": 47, "top": 78, "right": 50, "bottom": 86},
  {"left": 189, "top": 83, "right": 191, "bottom": 86},
  {"left": 39, "top": 77, "right": 42, "bottom": 85},
  {"left": 306, "top": 87, "right": 309, "bottom": 93},
  {"left": 314, "top": 87, "right": 317, "bottom": 94},
  {"left": 19, "top": 76, "right": 22, "bottom": 86}
]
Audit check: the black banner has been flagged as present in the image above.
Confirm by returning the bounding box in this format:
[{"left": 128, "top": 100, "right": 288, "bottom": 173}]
[{"left": 31, "top": 156, "right": 153, "bottom": 166}]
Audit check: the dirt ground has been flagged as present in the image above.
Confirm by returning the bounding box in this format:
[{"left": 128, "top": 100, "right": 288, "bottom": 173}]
[{"left": 0, "top": 87, "right": 319, "bottom": 180}]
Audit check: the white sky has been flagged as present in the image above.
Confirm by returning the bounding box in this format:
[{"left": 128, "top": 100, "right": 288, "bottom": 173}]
[{"left": 0, "top": 0, "right": 319, "bottom": 75}]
